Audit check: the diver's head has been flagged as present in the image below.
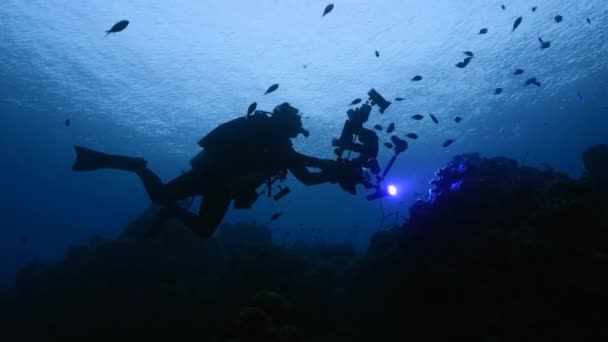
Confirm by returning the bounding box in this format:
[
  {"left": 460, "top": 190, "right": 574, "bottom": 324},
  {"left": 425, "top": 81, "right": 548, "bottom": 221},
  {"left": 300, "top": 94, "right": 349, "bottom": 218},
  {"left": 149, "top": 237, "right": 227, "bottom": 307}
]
[{"left": 271, "top": 102, "right": 309, "bottom": 138}]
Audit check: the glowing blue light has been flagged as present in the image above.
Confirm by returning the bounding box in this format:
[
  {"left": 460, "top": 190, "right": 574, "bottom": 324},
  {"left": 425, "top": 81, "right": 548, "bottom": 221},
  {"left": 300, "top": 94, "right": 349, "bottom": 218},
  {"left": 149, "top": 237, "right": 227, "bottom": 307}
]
[{"left": 387, "top": 185, "right": 398, "bottom": 196}]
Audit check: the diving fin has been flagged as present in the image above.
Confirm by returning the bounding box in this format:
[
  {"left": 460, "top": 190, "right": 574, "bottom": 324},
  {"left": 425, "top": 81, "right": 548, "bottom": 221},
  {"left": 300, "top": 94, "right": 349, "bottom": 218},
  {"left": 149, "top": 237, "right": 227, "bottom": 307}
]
[{"left": 72, "top": 145, "right": 148, "bottom": 172}]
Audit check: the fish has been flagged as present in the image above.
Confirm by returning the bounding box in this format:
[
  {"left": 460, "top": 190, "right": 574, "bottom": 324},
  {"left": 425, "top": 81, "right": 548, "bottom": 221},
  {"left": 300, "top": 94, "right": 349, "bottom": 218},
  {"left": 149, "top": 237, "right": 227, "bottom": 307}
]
[
  {"left": 386, "top": 123, "right": 395, "bottom": 133},
  {"left": 479, "top": 28, "right": 488, "bottom": 34},
  {"left": 577, "top": 92, "right": 583, "bottom": 101},
  {"left": 405, "top": 133, "right": 418, "bottom": 139},
  {"left": 20, "top": 236, "right": 28, "bottom": 246},
  {"left": 538, "top": 37, "right": 551, "bottom": 49},
  {"left": 501, "top": 4, "right": 506, "bottom": 10},
  {"left": 495, "top": 88, "right": 503, "bottom": 95},
  {"left": 394, "top": 97, "right": 405, "bottom": 101},
  {"left": 384, "top": 142, "right": 394, "bottom": 149},
  {"left": 532, "top": 6, "right": 537, "bottom": 12},
  {"left": 264, "top": 83, "right": 279, "bottom": 95},
  {"left": 442, "top": 139, "right": 455, "bottom": 147},
  {"left": 375, "top": 50, "right": 380, "bottom": 58},
  {"left": 429, "top": 113, "right": 439, "bottom": 124},
  {"left": 65, "top": 119, "right": 70, "bottom": 127},
  {"left": 512, "top": 16, "right": 523, "bottom": 32},
  {"left": 374, "top": 124, "right": 383, "bottom": 131},
  {"left": 554, "top": 15, "right": 563, "bottom": 23},
  {"left": 411, "top": 114, "right": 424, "bottom": 120},
  {"left": 105, "top": 19, "right": 129, "bottom": 36},
  {"left": 390, "top": 135, "right": 408, "bottom": 153},
  {"left": 464, "top": 51, "right": 474, "bottom": 57},
  {"left": 247, "top": 102, "right": 257, "bottom": 115},
  {"left": 411, "top": 75, "right": 423, "bottom": 81},
  {"left": 454, "top": 116, "right": 463, "bottom": 123},
  {"left": 587, "top": 18, "right": 591, "bottom": 24},
  {"left": 514, "top": 69, "right": 524, "bottom": 75},
  {"left": 456, "top": 57, "right": 472, "bottom": 68},
  {"left": 322, "top": 4, "right": 334, "bottom": 17},
  {"left": 270, "top": 212, "right": 283, "bottom": 221},
  {"left": 350, "top": 98, "right": 362, "bottom": 105},
  {"left": 525, "top": 78, "right": 541, "bottom": 87}
]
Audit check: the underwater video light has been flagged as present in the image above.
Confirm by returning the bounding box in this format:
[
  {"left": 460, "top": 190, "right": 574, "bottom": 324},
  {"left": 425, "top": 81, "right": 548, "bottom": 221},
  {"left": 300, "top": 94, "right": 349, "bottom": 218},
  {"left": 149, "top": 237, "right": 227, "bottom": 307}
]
[{"left": 387, "top": 184, "right": 398, "bottom": 196}]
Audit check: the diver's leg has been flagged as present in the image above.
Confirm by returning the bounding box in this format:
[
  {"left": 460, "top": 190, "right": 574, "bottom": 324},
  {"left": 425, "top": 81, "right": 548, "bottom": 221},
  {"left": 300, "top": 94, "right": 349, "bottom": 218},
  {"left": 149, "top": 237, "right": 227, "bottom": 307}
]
[
  {"left": 169, "top": 190, "right": 231, "bottom": 239},
  {"left": 134, "top": 168, "right": 200, "bottom": 206}
]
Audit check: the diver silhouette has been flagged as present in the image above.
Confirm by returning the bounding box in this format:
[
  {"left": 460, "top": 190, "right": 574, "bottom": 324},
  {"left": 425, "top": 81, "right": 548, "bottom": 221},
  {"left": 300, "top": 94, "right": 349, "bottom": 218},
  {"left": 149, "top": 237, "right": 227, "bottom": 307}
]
[{"left": 72, "top": 103, "right": 361, "bottom": 238}]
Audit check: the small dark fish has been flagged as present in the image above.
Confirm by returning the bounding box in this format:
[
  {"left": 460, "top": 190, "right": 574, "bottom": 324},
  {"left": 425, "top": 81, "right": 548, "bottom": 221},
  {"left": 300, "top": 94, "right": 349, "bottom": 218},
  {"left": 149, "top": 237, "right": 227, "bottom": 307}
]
[
  {"left": 532, "top": 6, "right": 537, "bottom": 12},
  {"left": 105, "top": 20, "right": 129, "bottom": 37},
  {"left": 350, "top": 98, "right": 362, "bottom": 105},
  {"left": 411, "top": 75, "right": 423, "bottom": 81},
  {"left": 20, "top": 236, "right": 28, "bottom": 246},
  {"left": 525, "top": 78, "right": 541, "bottom": 87},
  {"left": 390, "top": 135, "right": 408, "bottom": 153},
  {"left": 514, "top": 69, "right": 524, "bottom": 75},
  {"left": 270, "top": 212, "right": 283, "bottom": 221},
  {"left": 456, "top": 56, "right": 473, "bottom": 68},
  {"left": 538, "top": 37, "right": 551, "bottom": 49},
  {"left": 429, "top": 113, "right": 439, "bottom": 124},
  {"left": 405, "top": 133, "right": 418, "bottom": 139},
  {"left": 384, "top": 142, "right": 394, "bottom": 149},
  {"left": 464, "top": 51, "right": 474, "bottom": 57},
  {"left": 554, "top": 15, "right": 563, "bottom": 23},
  {"left": 513, "top": 16, "right": 523, "bottom": 32},
  {"left": 394, "top": 97, "right": 405, "bottom": 101},
  {"left": 264, "top": 83, "right": 279, "bottom": 95},
  {"left": 303, "top": 64, "right": 308, "bottom": 69},
  {"left": 375, "top": 50, "right": 380, "bottom": 58},
  {"left": 374, "top": 124, "right": 383, "bottom": 131},
  {"left": 577, "top": 92, "right": 583, "bottom": 101},
  {"left": 495, "top": 88, "right": 503, "bottom": 95},
  {"left": 479, "top": 28, "right": 488, "bottom": 34},
  {"left": 454, "top": 116, "right": 463, "bottom": 123},
  {"left": 587, "top": 18, "right": 591, "bottom": 24},
  {"left": 442, "top": 139, "right": 455, "bottom": 147},
  {"left": 65, "top": 119, "right": 70, "bottom": 127},
  {"left": 501, "top": 4, "right": 506, "bottom": 10},
  {"left": 386, "top": 123, "right": 395, "bottom": 133},
  {"left": 247, "top": 102, "right": 257, "bottom": 115},
  {"left": 322, "top": 4, "right": 334, "bottom": 17},
  {"left": 411, "top": 114, "right": 424, "bottom": 120}
]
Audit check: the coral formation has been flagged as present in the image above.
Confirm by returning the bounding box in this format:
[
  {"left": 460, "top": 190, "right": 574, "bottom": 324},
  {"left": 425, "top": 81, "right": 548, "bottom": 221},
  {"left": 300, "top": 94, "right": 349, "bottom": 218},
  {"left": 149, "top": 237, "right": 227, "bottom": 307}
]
[{"left": 1, "top": 145, "right": 607, "bottom": 341}]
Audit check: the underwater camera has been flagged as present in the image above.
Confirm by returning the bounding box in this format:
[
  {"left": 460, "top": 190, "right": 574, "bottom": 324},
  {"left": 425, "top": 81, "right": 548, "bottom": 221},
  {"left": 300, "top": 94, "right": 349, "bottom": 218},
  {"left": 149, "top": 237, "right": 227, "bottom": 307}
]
[
  {"left": 368, "top": 88, "right": 391, "bottom": 114},
  {"left": 332, "top": 103, "right": 372, "bottom": 155}
]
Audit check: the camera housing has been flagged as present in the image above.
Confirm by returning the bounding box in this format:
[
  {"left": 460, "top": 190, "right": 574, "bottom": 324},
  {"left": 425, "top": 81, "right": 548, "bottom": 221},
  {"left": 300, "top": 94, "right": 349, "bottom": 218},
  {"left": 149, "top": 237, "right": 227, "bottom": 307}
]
[{"left": 368, "top": 88, "right": 392, "bottom": 114}]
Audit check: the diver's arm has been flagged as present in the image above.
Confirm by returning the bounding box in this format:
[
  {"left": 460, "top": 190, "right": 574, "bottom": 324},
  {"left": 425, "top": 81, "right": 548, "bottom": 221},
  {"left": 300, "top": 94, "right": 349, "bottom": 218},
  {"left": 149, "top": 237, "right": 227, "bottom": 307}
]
[
  {"left": 289, "top": 163, "right": 332, "bottom": 185},
  {"left": 292, "top": 151, "right": 336, "bottom": 169},
  {"left": 287, "top": 150, "right": 339, "bottom": 185}
]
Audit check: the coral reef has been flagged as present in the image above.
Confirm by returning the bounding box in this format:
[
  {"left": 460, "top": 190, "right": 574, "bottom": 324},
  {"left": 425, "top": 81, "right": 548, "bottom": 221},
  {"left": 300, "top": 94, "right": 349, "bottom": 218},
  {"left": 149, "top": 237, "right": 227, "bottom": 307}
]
[{"left": 1, "top": 145, "right": 607, "bottom": 341}]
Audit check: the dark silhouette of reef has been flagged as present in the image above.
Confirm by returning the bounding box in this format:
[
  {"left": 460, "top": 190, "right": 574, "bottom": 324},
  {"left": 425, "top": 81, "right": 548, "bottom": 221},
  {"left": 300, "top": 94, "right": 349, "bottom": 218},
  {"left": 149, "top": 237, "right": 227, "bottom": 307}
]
[{"left": 1, "top": 145, "right": 607, "bottom": 341}]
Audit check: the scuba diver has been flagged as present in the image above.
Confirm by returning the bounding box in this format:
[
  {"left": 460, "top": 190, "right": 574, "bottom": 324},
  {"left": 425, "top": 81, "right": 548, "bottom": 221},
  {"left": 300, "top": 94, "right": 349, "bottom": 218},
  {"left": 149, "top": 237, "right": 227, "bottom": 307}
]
[{"left": 72, "top": 102, "right": 364, "bottom": 239}]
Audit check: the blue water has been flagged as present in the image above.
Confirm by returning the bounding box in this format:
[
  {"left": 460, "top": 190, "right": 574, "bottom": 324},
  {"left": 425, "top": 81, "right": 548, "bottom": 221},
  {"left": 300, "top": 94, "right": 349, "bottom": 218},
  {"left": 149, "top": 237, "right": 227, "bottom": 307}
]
[{"left": 1, "top": 0, "right": 607, "bottom": 288}]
